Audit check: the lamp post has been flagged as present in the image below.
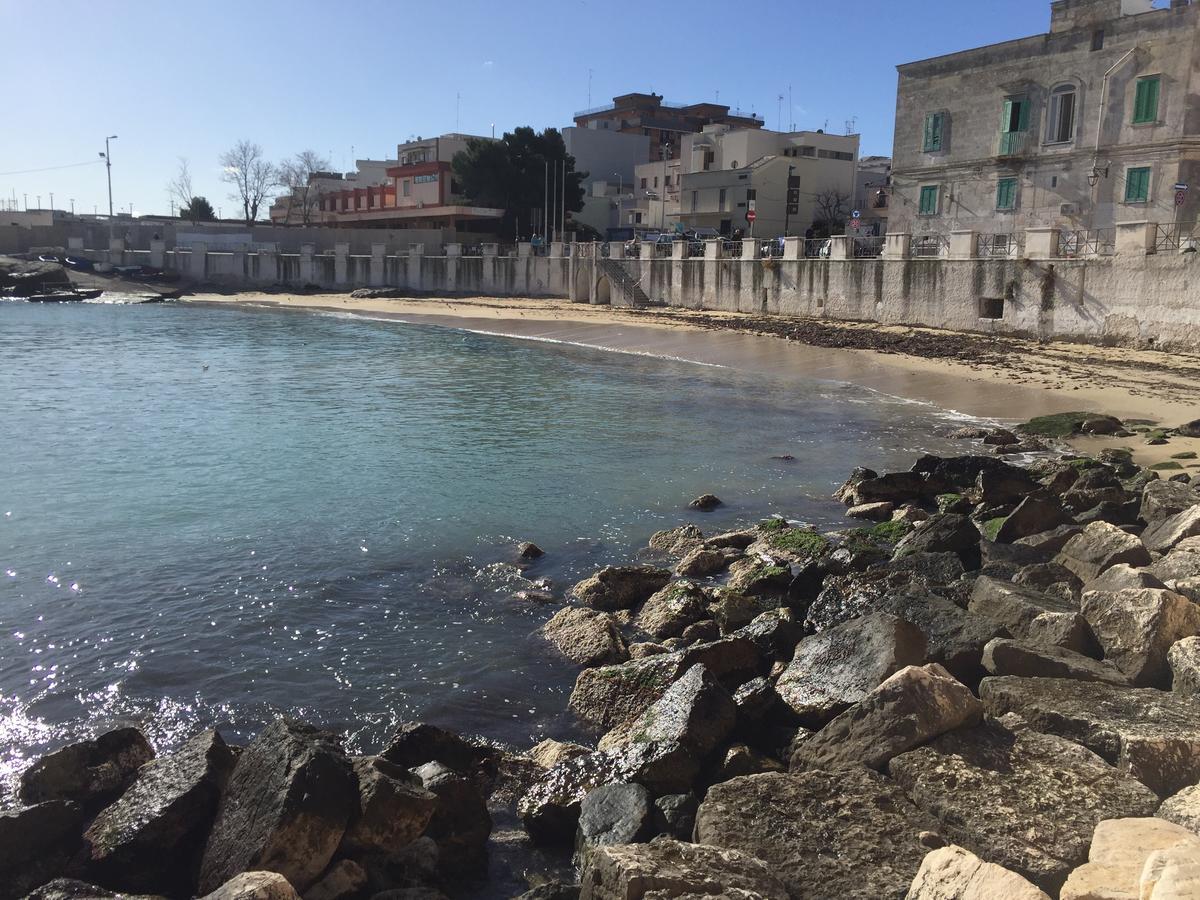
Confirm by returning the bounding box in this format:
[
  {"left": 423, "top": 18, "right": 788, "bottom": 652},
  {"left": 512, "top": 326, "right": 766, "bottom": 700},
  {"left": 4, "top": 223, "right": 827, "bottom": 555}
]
[
  {"left": 612, "top": 171, "right": 624, "bottom": 229},
  {"left": 99, "top": 134, "right": 117, "bottom": 239}
]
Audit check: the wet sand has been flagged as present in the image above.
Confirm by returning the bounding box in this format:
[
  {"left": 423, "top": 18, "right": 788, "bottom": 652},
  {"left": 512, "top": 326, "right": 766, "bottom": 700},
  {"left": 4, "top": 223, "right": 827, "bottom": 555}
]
[{"left": 185, "top": 292, "right": 1200, "bottom": 467}]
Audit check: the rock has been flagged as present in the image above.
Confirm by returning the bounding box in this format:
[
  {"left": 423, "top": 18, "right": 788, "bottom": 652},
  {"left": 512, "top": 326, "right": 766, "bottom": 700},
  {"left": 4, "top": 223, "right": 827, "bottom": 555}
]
[
  {"left": 977, "top": 467, "right": 1040, "bottom": 505},
  {"left": 1178, "top": 419, "right": 1200, "bottom": 438},
  {"left": 305, "top": 860, "right": 367, "bottom": 900},
  {"left": 1140, "top": 843, "right": 1200, "bottom": 899},
  {"left": 1080, "top": 414, "right": 1125, "bottom": 435},
  {"left": 1083, "top": 563, "right": 1167, "bottom": 593},
  {"left": 689, "top": 494, "right": 722, "bottom": 511},
  {"left": 893, "top": 514, "right": 981, "bottom": 567},
  {"left": 1013, "top": 562, "right": 1082, "bottom": 602},
  {"left": 876, "top": 593, "right": 1007, "bottom": 687},
  {"left": 706, "top": 591, "right": 762, "bottom": 634},
  {"left": 711, "top": 743, "right": 785, "bottom": 780},
  {"left": 995, "top": 497, "right": 1072, "bottom": 544},
  {"left": 703, "top": 528, "right": 757, "bottom": 550},
  {"left": 1060, "top": 817, "right": 1200, "bottom": 900},
  {"left": 652, "top": 793, "right": 698, "bottom": 841},
  {"left": 412, "top": 761, "right": 491, "bottom": 871},
  {"left": 518, "top": 542, "right": 545, "bottom": 560},
  {"left": 911, "top": 455, "right": 1020, "bottom": 491},
  {"left": 529, "top": 739, "right": 592, "bottom": 770},
  {"left": 542, "top": 607, "right": 629, "bottom": 667},
  {"left": 674, "top": 546, "right": 740, "bottom": 578},
  {"left": 979, "top": 675, "right": 1200, "bottom": 797},
  {"left": 1141, "top": 480, "right": 1200, "bottom": 529},
  {"left": 790, "top": 663, "right": 982, "bottom": 772},
  {"left": 341, "top": 756, "right": 436, "bottom": 855},
  {"left": 635, "top": 581, "right": 708, "bottom": 640},
  {"left": 982, "top": 637, "right": 1131, "bottom": 685},
  {"left": 380, "top": 722, "right": 498, "bottom": 786},
  {"left": 572, "top": 566, "right": 673, "bottom": 612},
  {"left": 1148, "top": 539, "right": 1200, "bottom": 585},
  {"left": 648, "top": 525, "right": 703, "bottom": 556},
  {"left": 848, "top": 501, "right": 894, "bottom": 521},
  {"left": 1169, "top": 636, "right": 1200, "bottom": 696},
  {"left": 200, "top": 871, "right": 302, "bottom": 900},
  {"left": 1159, "top": 783, "right": 1200, "bottom": 836},
  {"left": 776, "top": 612, "right": 927, "bottom": 727},
  {"left": 0, "top": 800, "right": 86, "bottom": 900},
  {"left": 695, "top": 769, "right": 936, "bottom": 900},
  {"left": 724, "top": 556, "right": 793, "bottom": 598},
  {"left": 514, "top": 589, "right": 555, "bottom": 603},
  {"left": 21, "top": 880, "right": 159, "bottom": 900},
  {"left": 83, "top": 729, "right": 236, "bottom": 894},
  {"left": 890, "top": 718, "right": 1159, "bottom": 892},
  {"left": 968, "top": 576, "right": 1096, "bottom": 655},
  {"left": 733, "top": 607, "right": 802, "bottom": 661},
  {"left": 198, "top": 718, "right": 358, "bottom": 894},
  {"left": 893, "top": 504, "right": 930, "bottom": 525},
  {"left": 984, "top": 426, "right": 1020, "bottom": 445},
  {"left": 578, "top": 837, "right": 787, "bottom": 899},
  {"left": 838, "top": 470, "right": 929, "bottom": 506},
  {"left": 618, "top": 663, "right": 735, "bottom": 758},
  {"left": 1016, "top": 524, "right": 1084, "bottom": 554},
  {"left": 19, "top": 727, "right": 154, "bottom": 807},
  {"left": 627, "top": 642, "right": 667, "bottom": 659},
  {"left": 1059, "top": 522, "right": 1153, "bottom": 582},
  {"left": 1080, "top": 588, "right": 1200, "bottom": 686},
  {"left": 905, "top": 845, "right": 1051, "bottom": 900},
  {"left": 575, "top": 783, "right": 655, "bottom": 853},
  {"left": 1143, "top": 505, "right": 1200, "bottom": 553},
  {"left": 517, "top": 884, "right": 579, "bottom": 900}
]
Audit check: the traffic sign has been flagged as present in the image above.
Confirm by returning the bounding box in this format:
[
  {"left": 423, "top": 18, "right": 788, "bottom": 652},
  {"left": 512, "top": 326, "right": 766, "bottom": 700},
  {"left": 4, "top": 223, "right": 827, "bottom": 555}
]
[
  {"left": 1175, "top": 183, "right": 1189, "bottom": 191},
  {"left": 850, "top": 218, "right": 861, "bottom": 228},
  {"left": 852, "top": 209, "right": 861, "bottom": 218},
  {"left": 746, "top": 210, "right": 757, "bottom": 222},
  {"left": 1177, "top": 190, "right": 1187, "bottom": 207},
  {"left": 748, "top": 199, "right": 757, "bottom": 212}
]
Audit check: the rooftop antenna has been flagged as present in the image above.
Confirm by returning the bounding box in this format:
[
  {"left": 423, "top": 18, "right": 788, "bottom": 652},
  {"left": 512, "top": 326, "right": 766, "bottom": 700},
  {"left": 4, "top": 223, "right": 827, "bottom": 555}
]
[
  {"left": 845, "top": 116, "right": 857, "bottom": 135},
  {"left": 777, "top": 94, "right": 784, "bottom": 132},
  {"left": 588, "top": 68, "right": 593, "bottom": 108},
  {"left": 456, "top": 92, "right": 461, "bottom": 132},
  {"left": 788, "top": 84, "right": 794, "bottom": 131}
]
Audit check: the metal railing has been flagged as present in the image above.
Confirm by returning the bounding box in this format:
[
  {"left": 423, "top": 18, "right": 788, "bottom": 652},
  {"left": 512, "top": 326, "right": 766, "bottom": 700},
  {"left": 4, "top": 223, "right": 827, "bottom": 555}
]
[
  {"left": 721, "top": 239, "right": 743, "bottom": 256},
  {"left": 1058, "top": 229, "right": 1115, "bottom": 258},
  {"left": 977, "top": 232, "right": 1022, "bottom": 258},
  {"left": 804, "top": 238, "right": 832, "bottom": 258},
  {"left": 1154, "top": 224, "right": 1181, "bottom": 253},
  {"left": 850, "top": 235, "right": 886, "bottom": 259},
  {"left": 997, "top": 131, "right": 1031, "bottom": 157},
  {"left": 911, "top": 234, "right": 949, "bottom": 258}
]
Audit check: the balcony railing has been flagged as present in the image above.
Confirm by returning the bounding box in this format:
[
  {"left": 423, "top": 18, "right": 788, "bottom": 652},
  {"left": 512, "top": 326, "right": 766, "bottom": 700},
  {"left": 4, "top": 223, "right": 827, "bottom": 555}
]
[{"left": 997, "top": 131, "right": 1031, "bottom": 157}]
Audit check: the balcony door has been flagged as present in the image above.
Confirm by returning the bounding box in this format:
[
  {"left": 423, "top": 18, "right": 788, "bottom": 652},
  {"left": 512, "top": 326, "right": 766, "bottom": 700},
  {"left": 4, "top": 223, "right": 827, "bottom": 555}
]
[{"left": 999, "top": 96, "right": 1030, "bottom": 155}]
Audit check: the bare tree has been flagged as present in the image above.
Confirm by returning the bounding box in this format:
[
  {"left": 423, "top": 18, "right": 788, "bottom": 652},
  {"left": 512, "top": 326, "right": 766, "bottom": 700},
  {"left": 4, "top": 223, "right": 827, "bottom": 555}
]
[
  {"left": 277, "top": 150, "right": 333, "bottom": 225},
  {"left": 166, "top": 158, "right": 194, "bottom": 220},
  {"left": 813, "top": 188, "right": 850, "bottom": 236},
  {"left": 219, "top": 140, "right": 277, "bottom": 225}
]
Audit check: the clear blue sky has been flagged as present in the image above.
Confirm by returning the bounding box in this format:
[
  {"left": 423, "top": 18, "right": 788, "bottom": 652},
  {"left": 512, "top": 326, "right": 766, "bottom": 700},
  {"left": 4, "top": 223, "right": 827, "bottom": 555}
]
[{"left": 1, "top": 0, "right": 1054, "bottom": 218}]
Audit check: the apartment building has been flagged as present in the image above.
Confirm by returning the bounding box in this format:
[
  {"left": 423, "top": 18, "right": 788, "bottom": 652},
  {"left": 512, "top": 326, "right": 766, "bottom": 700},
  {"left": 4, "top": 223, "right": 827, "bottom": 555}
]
[
  {"left": 574, "top": 92, "right": 765, "bottom": 162},
  {"left": 889, "top": 0, "right": 1200, "bottom": 241}
]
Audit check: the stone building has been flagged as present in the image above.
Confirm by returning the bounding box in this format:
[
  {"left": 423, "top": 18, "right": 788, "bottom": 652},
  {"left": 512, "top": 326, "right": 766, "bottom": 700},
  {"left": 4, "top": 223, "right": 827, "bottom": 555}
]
[{"left": 889, "top": 0, "right": 1200, "bottom": 250}]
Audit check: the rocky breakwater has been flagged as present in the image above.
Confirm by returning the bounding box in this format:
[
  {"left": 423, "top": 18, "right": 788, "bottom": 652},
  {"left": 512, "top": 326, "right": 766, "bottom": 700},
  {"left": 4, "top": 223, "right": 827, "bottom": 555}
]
[{"left": 8, "top": 415, "right": 1200, "bottom": 899}]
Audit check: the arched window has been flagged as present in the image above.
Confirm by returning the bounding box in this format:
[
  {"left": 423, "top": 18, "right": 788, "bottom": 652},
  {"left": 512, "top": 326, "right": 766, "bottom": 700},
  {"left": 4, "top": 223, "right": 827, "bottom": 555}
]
[{"left": 1047, "top": 83, "right": 1077, "bottom": 143}]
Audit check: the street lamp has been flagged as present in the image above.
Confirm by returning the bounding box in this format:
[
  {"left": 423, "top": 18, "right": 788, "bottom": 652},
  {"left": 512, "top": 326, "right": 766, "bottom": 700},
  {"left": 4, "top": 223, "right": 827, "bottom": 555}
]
[
  {"left": 99, "top": 135, "right": 117, "bottom": 238},
  {"left": 1087, "top": 163, "right": 1110, "bottom": 188},
  {"left": 611, "top": 171, "right": 624, "bottom": 227}
]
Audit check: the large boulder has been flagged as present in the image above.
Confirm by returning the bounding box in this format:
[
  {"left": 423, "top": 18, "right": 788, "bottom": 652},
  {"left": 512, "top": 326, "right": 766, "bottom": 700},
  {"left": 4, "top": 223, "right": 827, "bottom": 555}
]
[
  {"left": 1083, "top": 562, "right": 1166, "bottom": 594},
  {"left": 542, "top": 607, "right": 629, "bottom": 667},
  {"left": 733, "top": 607, "right": 802, "bottom": 661},
  {"left": 1159, "top": 783, "right": 1200, "bottom": 837},
  {"left": 1060, "top": 817, "right": 1200, "bottom": 900},
  {"left": 635, "top": 582, "right": 708, "bottom": 639},
  {"left": 790, "top": 663, "right": 982, "bottom": 772},
  {"left": 578, "top": 838, "right": 788, "bottom": 900},
  {"left": 1055, "top": 522, "right": 1152, "bottom": 582},
  {"left": 1141, "top": 480, "right": 1200, "bottom": 529},
  {"left": 995, "top": 496, "right": 1073, "bottom": 544},
  {"left": 905, "top": 845, "right": 1051, "bottom": 900},
  {"left": 305, "top": 860, "right": 366, "bottom": 900},
  {"left": 981, "top": 637, "right": 1131, "bottom": 685},
  {"left": 616, "top": 663, "right": 735, "bottom": 759},
  {"left": 968, "top": 576, "right": 1095, "bottom": 655},
  {"left": 889, "top": 719, "right": 1158, "bottom": 892},
  {"left": 200, "top": 871, "right": 302, "bottom": 900},
  {"left": 197, "top": 718, "right": 358, "bottom": 893},
  {"left": 412, "top": 761, "right": 491, "bottom": 872},
  {"left": 804, "top": 553, "right": 967, "bottom": 633},
  {"left": 529, "top": 739, "right": 592, "bottom": 770},
  {"left": 380, "top": 722, "right": 499, "bottom": 788},
  {"left": 694, "top": 769, "right": 937, "bottom": 900},
  {"left": 22, "top": 880, "right": 159, "bottom": 900},
  {"left": 83, "top": 729, "right": 236, "bottom": 894},
  {"left": 1142, "top": 505, "right": 1200, "bottom": 554},
  {"left": 675, "top": 546, "right": 741, "bottom": 578},
  {"left": 775, "top": 613, "right": 927, "bottom": 727},
  {"left": 893, "top": 514, "right": 981, "bottom": 567},
  {"left": 878, "top": 593, "right": 1008, "bottom": 686},
  {"left": 340, "top": 756, "right": 436, "bottom": 855},
  {"left": 648, "top": 524, "right": 703, "bottom": 556},
  {"left": 1169, "top": 636, "right": 1200, "bottom": 697},
  {"left": 575, "top": 783, "right": 655, "bottom": 854},
  {"left": 572, "top": 566, "right": 672, "bottom": 611},
  {"left": 979, "top": 675, "right": 1200, "bottom": 797},
  {"left": 0, "top": 801, "right": 86, "bottom": 900},
  {"left": 19, "top": 727, "right": 154, "bottom": 808},
  {"left": 1080, "top": 588, "right": 1200, "bottom": 686}
]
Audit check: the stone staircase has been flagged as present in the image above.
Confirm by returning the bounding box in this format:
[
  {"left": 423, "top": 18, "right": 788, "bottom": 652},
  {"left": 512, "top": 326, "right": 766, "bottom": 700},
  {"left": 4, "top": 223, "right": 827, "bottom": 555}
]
[{"left": 597, "top": 257, "right": 652, "bottom": 308}]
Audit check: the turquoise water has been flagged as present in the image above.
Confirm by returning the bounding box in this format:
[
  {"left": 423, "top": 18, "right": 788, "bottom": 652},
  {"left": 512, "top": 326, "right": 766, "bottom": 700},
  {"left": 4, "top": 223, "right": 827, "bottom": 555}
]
[{"left": 0, "top": 301, "right": 969, "bottom": 792}]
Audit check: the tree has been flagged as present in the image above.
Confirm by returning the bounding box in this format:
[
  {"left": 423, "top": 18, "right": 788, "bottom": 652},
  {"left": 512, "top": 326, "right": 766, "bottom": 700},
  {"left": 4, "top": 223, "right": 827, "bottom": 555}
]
[
  {"left": 179, "top": 196, "right": 216, "bottom": 221},
  {"left": 166, "top": 158, "right": 195, "bottom": 219},
  {"left": 219, "top": 140, "right": 277, "bottom": 225},
  {"left": 277, "top": 150, "right": 333, "bottom": 225},
  {"left": 452, "top": 127, "right": 586, "bottom": 240},
  {"left": 813, "top": 188, "right": 850, "bottom": 236}
]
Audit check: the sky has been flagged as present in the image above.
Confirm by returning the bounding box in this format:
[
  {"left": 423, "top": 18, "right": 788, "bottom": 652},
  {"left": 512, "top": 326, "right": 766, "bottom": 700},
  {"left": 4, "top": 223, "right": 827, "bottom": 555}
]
[{"left": 1, "top": 0, "right": 1056, "bottom": 218}]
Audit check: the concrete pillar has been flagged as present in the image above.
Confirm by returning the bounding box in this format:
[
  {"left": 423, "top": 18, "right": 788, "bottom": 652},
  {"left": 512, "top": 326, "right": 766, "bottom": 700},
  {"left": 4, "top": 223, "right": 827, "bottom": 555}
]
[
  {"left": 1115, "top": 221, "right": 1153, "bottom": 256},
  {"left": 334, "top": 242, "right": 350, "bottom": 285},
  {"left": 149, "top": 239, "right": 166, "bottom": 268},
  {"left": 258, "top": 250, "right": 279, "bottom": 283},
  {"left": 299, "top": 243, "right": 315, "bottom": 284},
  {"left": 639, "top": 241, "right": 654, "bottom": 260},
  {"left": 782, "top": 236, "right": 802, "bottom": 260},
  {"left": 518, "top": 242, "right": 532, "bottom": 257},
  {"left": 829, "top": 236, "right": 849, "bottom": 260},
  {"left": 550, "top": 241, "right": 565, "bottom": 258},
  {"left": 671, "top": 240, "right": 686, "bottom": 260},
  {"left": 233, "top": 249, "right": 247, "bottom": 281},
  {"left": 445, "top": 243, "right": 462, "bottom": 257},
  {"left": 949, "top": 230, "right": 977, "bottom": 259},
  {"left": 1024, "top": 228, "right": 1058, "bottom": 259},
  {"left": 68, "top": 236, "right": 84, "bottom": 252},
  {"left": 408, "top": 243, "right": 424, "bottom": 291},
  {"left": 370, "top": 243, "right": 386, "bottom": 286},
  {"left": 445, "top": 243, "right": 459, "bottom": 293},
  {"left": 108, "top": 238, "right": 125, "bottom": 265},
  {"left": 610, "top": 242, "right": 625, "bottom": 259},
  {"left": 704, "top": 240, "right": 722, "bottom": 260},
  {"left": 482, "top": 243, "right": 498, "bottom": 257},
  {"left": 740, "top": 239, "right": 758, "bottom": 260},
  {"left": 883, "top": 233, "right": 911, "bottom": 259},
  {"left": 190, "top": 242, "right": 207, "bottom": 280}
]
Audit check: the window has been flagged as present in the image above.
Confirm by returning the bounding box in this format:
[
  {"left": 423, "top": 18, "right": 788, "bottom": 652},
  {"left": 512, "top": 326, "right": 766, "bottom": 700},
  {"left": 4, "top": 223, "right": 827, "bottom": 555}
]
[
  {"left": 1002, "top": 96, "right": 1030, "bottom": 133},
  {"left": 1133, "top": 76, "right": 1160, "bottom": 124},
  {"left": 1125, "top": 166, "right": 1151, "bottom": 203},
  {"left": 691, "top": 191, "right": 698, "bottom": 211},
  {"left": 1091, "top": 29, "right": 1104, "bottom": 51},
  {"left": 996, "top": 178, "right": 1017, "bottom": 210},
  {"left": 639, "top": 177, "right": 647, "bottom": 189},
  {"left": 402, "top": 180, "right": 410, "bottom": 197},
  {"left": 653, "top": 176, "right": 658, "bottom": 188},
  {"left": 1046, "top": 84, "right": 1077, "bottom": 143},
  {"left": 718, "top": 188, "right": 726, "bottom": 210},
  {"left": 919, "top": 185, "right": 939, "bottom": 216},
  {"left": 923, "top": 112, "right": 945, "bottom": 152}
]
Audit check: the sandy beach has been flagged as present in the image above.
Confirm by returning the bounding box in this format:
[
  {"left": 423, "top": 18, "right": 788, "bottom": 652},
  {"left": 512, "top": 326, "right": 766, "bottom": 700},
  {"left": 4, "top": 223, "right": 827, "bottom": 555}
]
[{"left": 185, "top": 291, "right": 1200, "bottom": 468}]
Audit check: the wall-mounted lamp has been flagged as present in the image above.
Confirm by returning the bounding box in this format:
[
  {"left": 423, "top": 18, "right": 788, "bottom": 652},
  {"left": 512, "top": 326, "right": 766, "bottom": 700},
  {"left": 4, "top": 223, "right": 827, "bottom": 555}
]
[{"left": 1087, "top": 164, "right": 1110, "bottom": 187}]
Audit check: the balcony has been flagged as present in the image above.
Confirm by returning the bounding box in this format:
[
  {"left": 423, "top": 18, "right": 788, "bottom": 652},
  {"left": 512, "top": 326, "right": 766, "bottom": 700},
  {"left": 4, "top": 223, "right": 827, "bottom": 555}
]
[{"left": 997, "top": 131, "right": 1031, "bottom": 158}]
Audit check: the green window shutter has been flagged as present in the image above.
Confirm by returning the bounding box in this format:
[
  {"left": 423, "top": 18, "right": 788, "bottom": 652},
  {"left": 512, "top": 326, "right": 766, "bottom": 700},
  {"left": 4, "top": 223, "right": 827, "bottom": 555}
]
[
  {"left": 997, "top": 179, "right": 1016, "bottom": 210},
  {"left": 1016, "top": 98, "right": 1030, "bottom": 132},
  {"left": 1125, "top": 167, "right": 1150, "bottom": 202},
  {"left": 1001, "top": 98, "right": 1014, "bottom": 132},
  {"left": 924, "top": 113, "right": 943, "bottom": 151},
  {"left": 919, "top": 185, "right": 938, "bottom": 215},
  {"left": 1134, "top": 77, "right": 1160, "bottom": 124}
]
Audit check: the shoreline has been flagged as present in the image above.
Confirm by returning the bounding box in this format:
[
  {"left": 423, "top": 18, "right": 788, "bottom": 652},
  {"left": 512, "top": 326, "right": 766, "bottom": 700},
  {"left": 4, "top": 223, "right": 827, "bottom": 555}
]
[{"left": 184, "top": 291, "right": 1200, "bottom": 468}]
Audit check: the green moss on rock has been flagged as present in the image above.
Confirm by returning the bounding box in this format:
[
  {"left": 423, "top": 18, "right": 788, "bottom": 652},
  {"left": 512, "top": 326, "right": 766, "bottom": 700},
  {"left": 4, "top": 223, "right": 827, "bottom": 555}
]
[
  {"left": 982, "top": 517, "right": 1007, "bottom": 542},
  {"left": 766, "top": 528, "right": 829, "bottom": 557},
  {"left": 1150, "top": 461, "right": 1184, "bottom": 471},
  {"left": 1016, "top": 412, "right": 1100, "bottom": 438}
]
